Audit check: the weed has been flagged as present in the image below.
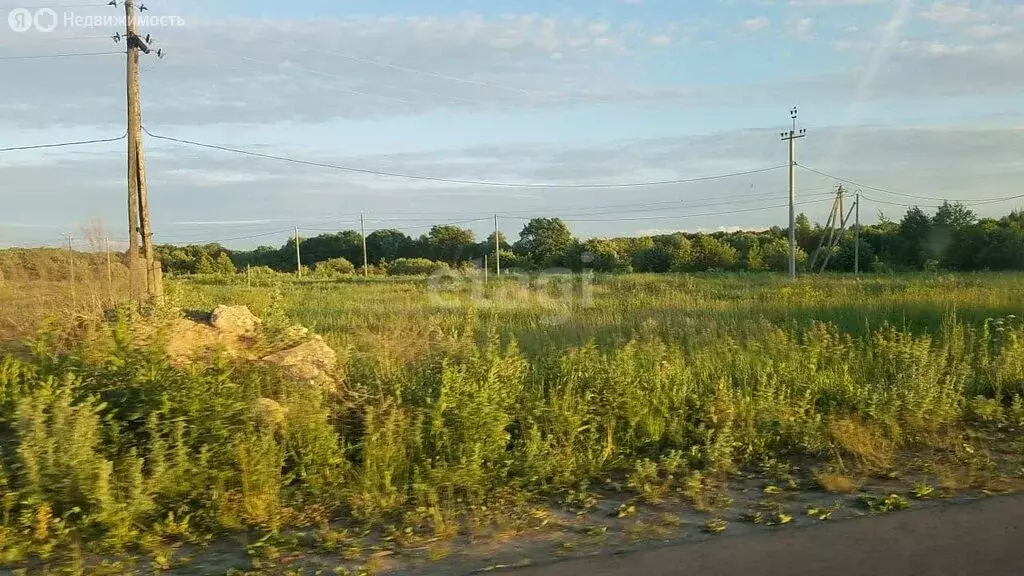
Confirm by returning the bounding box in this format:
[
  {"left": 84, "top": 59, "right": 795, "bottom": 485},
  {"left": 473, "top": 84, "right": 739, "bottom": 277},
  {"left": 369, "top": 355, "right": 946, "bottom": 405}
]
[
  {"left": 805, "top": 500, "right": 843, "bottom": 521},
  {"left": 3, "top": 273, "right": 1024, "bottom": 567},
  {"left": 911, "top": 483, "right": 936, "bottom": 499},
  {"left": 702, "top": 518, "right": 728, "bottom": 534},
  {"left": 859, "top": 494, "right": 911, "bottom": 513}
]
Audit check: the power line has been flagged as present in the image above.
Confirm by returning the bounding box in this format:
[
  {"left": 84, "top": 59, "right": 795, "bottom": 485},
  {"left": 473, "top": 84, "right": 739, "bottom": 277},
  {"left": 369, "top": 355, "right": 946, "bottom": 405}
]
[
  {"left": 154, "top": 227, "right": 296, "bottom": 245},
  {"left": 502, "top": 189, "right": 837, "bottom": 218},
  {"left": 301, "top": 217, "right": 493, "bottom": 234},
  {"left": 797, "top": 164, "right": 1024, "bottom": 205},
  {"left": 858, "top": 193, "right": 919, "bottom": 209},
  {"left": 0, "top": 50, "right": 123, "bottom": 61},
  {"left": 142, "top": 127, "right": 788, "bottom": 189},
  {"left": 501, "top": 198, "right": 834, "bottom": 223},
  {"left": 0, "top": 132, "right": 127, "bottom": 153}
]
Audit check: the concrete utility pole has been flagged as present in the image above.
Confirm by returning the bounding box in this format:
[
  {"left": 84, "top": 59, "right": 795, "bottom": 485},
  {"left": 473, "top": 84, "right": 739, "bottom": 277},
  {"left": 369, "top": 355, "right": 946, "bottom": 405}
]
[
  {"left": 122, "top": 0, "right": 161, "bottom": 301},
  {"left": 294, "top": 228, "right": 302, "bottom": 277},
  {"left": 780, "top": 108, "right": 807, "bottom": 280},
  {"left": 360, "top": 213, "right": 369, "bottom": 278},
  {"left": 494, "top": 214, "right": 501, "bottom": 277},
  {"left": 855, "top": 191, "right": 861, "bottom": 277}
]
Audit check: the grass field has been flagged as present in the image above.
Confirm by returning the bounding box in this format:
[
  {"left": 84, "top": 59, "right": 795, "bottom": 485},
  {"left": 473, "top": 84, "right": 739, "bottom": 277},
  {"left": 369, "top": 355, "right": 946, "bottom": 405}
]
[{"left": 2, "top": 271, "right": 1024, "bottom": 573}]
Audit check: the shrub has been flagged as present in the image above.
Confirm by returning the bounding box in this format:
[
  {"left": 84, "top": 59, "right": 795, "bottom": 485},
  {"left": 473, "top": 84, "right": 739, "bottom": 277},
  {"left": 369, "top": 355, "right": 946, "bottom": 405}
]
[
  {"left": 315, "top": 257, "right": 355, "bottom": 277},
  {"left": 387, "top": 258, "right": 449, "bottom": 276}
]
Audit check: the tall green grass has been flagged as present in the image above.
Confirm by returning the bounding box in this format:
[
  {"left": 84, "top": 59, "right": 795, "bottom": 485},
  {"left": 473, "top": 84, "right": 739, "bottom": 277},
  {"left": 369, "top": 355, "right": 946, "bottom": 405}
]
[{"left": 1, "top": 272, "right": 1024, "bottom": 561}]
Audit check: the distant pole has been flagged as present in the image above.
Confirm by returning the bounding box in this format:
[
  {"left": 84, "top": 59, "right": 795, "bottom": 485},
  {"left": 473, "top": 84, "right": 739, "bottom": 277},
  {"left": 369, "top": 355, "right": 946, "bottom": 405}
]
[
  {"left": 484, "top": 254, "right": 489, "bottom": 284},
  {"left": 67, "top": 233, "right": 76, "bottom": 308},
  {"left": 360, "top": 212, "right": 369, "bottom": 278},
  {"left": 855, "top": 191, "right": 861, "bottom": 277},
  {"left": 294, "top": 228, "right": 302, "bottom": 277},
  {"left": 104, "top": 235, "right": 113, "bottom": 304},
  {"left": 780, "top": 108, "right": 807, "bottom": 280},
  {"left": 494, "top": 214, "right": 501, "bottom": 277}
]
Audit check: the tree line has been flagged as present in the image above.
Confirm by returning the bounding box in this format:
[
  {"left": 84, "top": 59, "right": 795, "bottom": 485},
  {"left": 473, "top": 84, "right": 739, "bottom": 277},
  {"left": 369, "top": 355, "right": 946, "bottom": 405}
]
[{"left": 152, "top": 201, "right": 1024, "bottom": 276}]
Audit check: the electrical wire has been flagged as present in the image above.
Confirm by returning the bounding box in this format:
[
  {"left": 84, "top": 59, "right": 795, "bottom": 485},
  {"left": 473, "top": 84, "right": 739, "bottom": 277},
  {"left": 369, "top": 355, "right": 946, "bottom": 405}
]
[
  {"left": 0, "top": 50, "right": 123, "bottom": 61},
  {"left": 502, "top": 189, "right": 838, "bottom": 218},
  {"left": 0, "top": 132, "right": 127, "bottom": 153},
  {"left": 539, "top": 198, "right": 835, "bottom": 223},
  {"left": 153, "top": 227, "right": 296, "bottom": 245},
  {"left": 301, "top": 217, "right": 493, "bottom": 234},
  {"left": 142, "top": 127, "right": 788, "bottom": 189},
  {"left": 797, "top": 164, "right": 1024, "bottom": 205}
]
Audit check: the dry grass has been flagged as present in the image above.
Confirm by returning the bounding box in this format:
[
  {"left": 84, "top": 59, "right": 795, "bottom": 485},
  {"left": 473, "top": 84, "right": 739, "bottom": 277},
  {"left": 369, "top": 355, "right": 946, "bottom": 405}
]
[
  {"left": 814, "top": 471, "right": 862, "bottom": 494},
  {"left": 828, "top": 418, "right": 901, "bottom": 473}
]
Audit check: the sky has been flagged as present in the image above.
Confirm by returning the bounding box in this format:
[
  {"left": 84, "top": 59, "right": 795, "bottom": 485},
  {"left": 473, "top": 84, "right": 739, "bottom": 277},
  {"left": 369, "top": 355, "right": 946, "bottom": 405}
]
[{"left": 1, "top": 0, "right": 1023, "bottom": 249}]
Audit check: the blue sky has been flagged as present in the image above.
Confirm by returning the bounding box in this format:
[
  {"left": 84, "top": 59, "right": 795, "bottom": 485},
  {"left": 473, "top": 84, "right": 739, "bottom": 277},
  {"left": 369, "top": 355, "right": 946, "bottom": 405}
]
[{"left": 1, "top": 0, "right": 1023, "bottom": 248}]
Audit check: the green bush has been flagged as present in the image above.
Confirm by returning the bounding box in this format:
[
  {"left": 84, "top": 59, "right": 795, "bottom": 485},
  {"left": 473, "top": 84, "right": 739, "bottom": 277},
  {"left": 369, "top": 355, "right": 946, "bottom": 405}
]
[
  {"left": 315, "top": 257, "right": 356, "bottom": 276},
  {"left": 387, "top": 258, "right": 449, "bottom": 276}
]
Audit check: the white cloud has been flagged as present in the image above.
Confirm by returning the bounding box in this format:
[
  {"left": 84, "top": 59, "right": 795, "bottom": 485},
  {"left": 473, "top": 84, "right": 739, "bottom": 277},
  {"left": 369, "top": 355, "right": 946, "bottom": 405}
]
[
  {"left": 742, "top": 16, "right": 771, "bottom": 32},
  {"left": 788, "top": 0, "right": 887, "bottom": 5},
  {"left": 919, "top": 2, "right": 984, "bottom": 24},
  {"left": 0, "top": 14, "right": 680, "bottom": 128},
  {"left": 649, "top": 34, "right": 673, "bottom": 46},
  {"left": 965, "top": 24, "right": 1013, "bottom": 39}
]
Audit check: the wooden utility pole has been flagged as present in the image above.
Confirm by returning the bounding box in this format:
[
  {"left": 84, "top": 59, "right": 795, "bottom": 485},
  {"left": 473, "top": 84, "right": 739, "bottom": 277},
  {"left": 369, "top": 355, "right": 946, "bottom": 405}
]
[
  {"left": 294, "top": 228, "right": 302, "bottom": 277},
  {"left": 360, "top": 213, "right": 369, "bottom": 278},
  {"left": 484, "top": 254, "right": 489, "bottom": 283},
  {"left": 124, "top": 0, "right": 161, "bottom": 301},
  {"left": 815, "top": 185, "right": 856, "bottom": 273},
  {"left": 67, "top": 233, "right": 76, "bottom": 307},
  {"left": 104, "top": 235, "right": 114, "bottom": 304},
  {"left": 494, "top": 214, "right": 501, "bottom": 277},
  {"left": 780, "top": 108, "right": 806, "bottom": 280},
  {"left": 855, "top": 191, "right": 861, "bottom": 277}
]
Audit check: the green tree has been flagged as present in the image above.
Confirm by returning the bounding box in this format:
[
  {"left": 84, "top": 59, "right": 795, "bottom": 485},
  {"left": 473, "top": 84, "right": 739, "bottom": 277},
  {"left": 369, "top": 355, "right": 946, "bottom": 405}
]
[
  {"left": 795, "top": 212, "right": 814, "bottom": 252},
  {"left": 574, "top": 238, "right": 630, "bottom": 273},
  {"left": 899, "top": 206, "right": 934, "bottom": 269},
  {"left": 425, "top": 225, "right": 475, "bottom": 265},
  {"left": 302, "top": 231, "right": 363, "bottom": 268},
  {"left": 690, "top": 235, "right": 739, "bottom": 271},
  {"left": 195, "top": 252, "right": 216, "bottom": 274},
  {"left": 514, "top": 218, "right": 574, "bottom": 269},
  {"left": 933, "top": 201, "right": 977, "bottom": 232},
  {"left": 761, "top": 238, "right": 808, "bottom": 272},
  {"left": 477, "top": 231, "right": 510, "bottom": 260},
  {"left": 366, "top": 229, "right": 412, "bottom": 263},
  {"left": 214, "top": 252, "right": 236, "bottom": 275},
  {"left": 932, "top": 202, "right": 976, "bottom": 265}
]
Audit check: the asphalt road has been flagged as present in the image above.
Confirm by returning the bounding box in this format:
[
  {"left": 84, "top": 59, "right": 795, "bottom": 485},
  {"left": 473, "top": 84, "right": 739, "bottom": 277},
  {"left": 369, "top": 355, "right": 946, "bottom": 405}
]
[{"left": 511, "top": 494, "right": 1024, "bottom": 576}]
